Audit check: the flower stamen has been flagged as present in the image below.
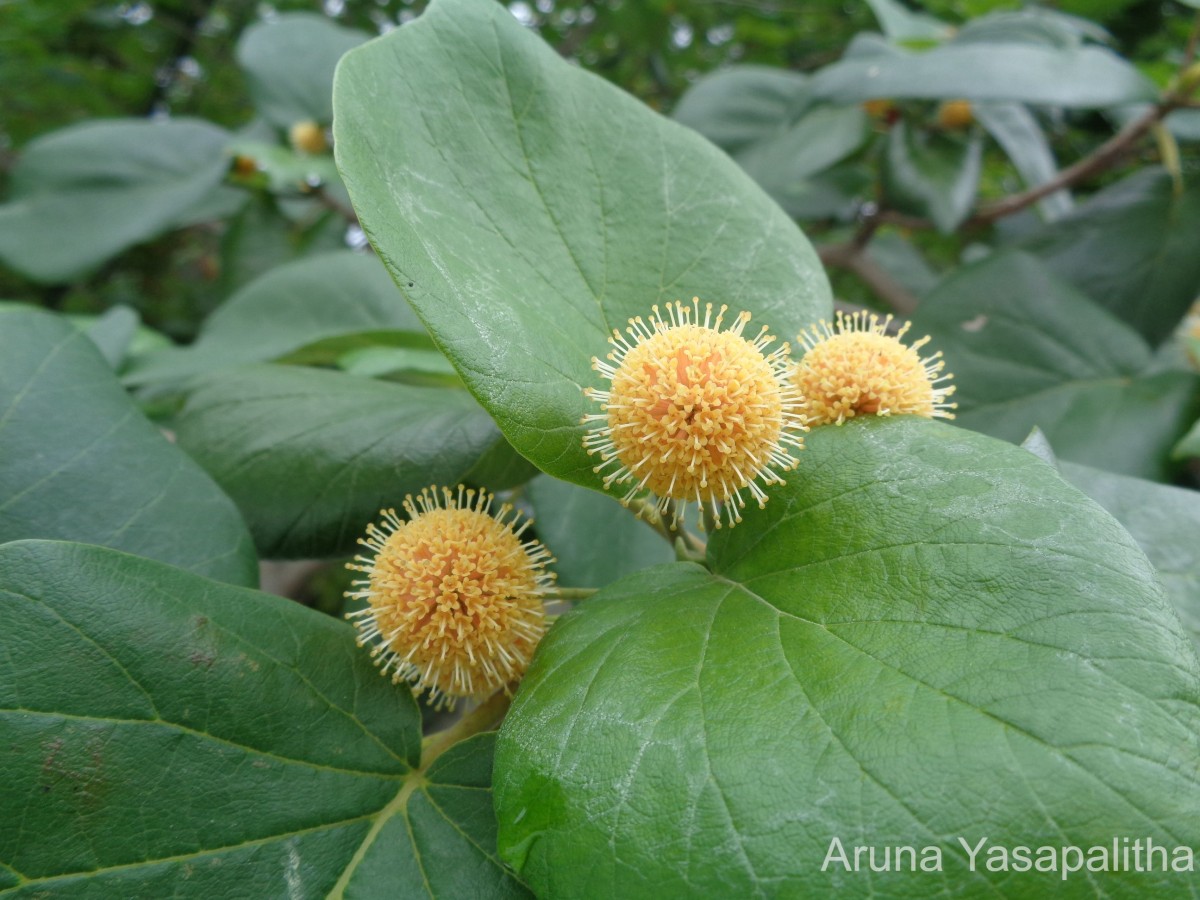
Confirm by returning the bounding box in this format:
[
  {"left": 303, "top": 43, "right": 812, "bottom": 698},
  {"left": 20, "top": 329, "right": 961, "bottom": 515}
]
[{"left": 345, "top": 485, "right": 554, "bottom": 710}]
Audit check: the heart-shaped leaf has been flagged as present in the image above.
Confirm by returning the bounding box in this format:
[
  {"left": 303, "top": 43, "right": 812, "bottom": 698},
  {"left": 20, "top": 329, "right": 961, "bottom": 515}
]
[
  {"left": 0, "top": 119, "right": 233, "bottom": 283},
  {"left": 915, "top": 250, "right": 1200, "bottom": 480},
  {"left": 0, "top": 307, "right": 256, "bottom": 586},
  {"left": 333, "top": 0, "right": 832, "bottom": 493},
  {"left": 495, "top": 417, "right": 1200, "bottom": 898},
  {"left": 0, "top": 540, "right": 529, "bottom": 897},
  {"left": 173, "top": 364, "right": 536, "bottom": 559}
]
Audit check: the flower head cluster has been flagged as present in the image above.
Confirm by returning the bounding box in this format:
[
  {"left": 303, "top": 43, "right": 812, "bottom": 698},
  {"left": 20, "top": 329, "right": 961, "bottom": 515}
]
[
  {"left": 346, "top": 486, "right": 553, "bottom": 709},
  {"left": 581, "top": 299, "right": 805, "bottom": 528},
  {"left": 793, "top": 311, "right": 956, "bottom": 427}
]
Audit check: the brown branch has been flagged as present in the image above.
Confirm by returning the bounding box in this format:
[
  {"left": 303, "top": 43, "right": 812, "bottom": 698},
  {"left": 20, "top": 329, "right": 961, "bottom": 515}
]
[{"left": 818, "top": 243, "right": 919, "bottom": 315}]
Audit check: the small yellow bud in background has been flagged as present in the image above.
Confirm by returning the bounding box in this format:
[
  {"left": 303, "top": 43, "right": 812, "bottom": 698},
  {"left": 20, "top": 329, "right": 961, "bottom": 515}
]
[
  {"left": 936, "top": 99, "right": 974, "bottom": 130},
  {"left": 289, "top": 120, "right": 328, "bottom": 155},
  {"left": 863, "top": 98, "right": 896, "bottom": 119},
  {"left": 230, "top": 154, "right": 259, "bottom": 177}
]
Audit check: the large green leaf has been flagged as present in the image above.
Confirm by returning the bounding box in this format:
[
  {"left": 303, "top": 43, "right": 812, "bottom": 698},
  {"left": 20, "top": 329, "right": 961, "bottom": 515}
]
[
  {"left": 1018, "top": 168, "right": 1200, "bottom": 346},
  {"left": 914, "top": 250, "right": 1200, "bottom": 480},
  {"left": 0, "top": 119, "right": 233, "bottom": 283},
  {"left": 810, "top": 40, "right": 1154, "bottom": 107},
  {"left": 524, "top": 475, "right": 673, "bottom": 589},
  {"left": 0, "top": 308, "right": 256, "bottom": 586},
  {"left": 333, "top": 0, "right": 832, "bottom": 493},
  {"left": 0, "top": 540, "right": 529, "bottom": 898},
  {"left": 236, "top": 13, "right": 368, "bottom": 128},
  {"left": 882, "top": 121, "right": 982, "bottom": 232},
  {"left": 125, "top": 251, "right": 427, "bottom": 386},
  {"left": 173, "top": 364, "right": 536, "bottom": 559},
  {"left": 494, "top": 417, "right": 1200, "bottom": 898},
  {"left": 1057, "top": 460, "right": 1200, "bottom": 652}
]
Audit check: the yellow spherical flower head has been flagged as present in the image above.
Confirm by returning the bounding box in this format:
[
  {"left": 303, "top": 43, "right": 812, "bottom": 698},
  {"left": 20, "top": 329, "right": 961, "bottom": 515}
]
[
  {"left": 345, "top": 486, "right": 553, "bottom": 710},
  {"left": 582, "top": 298, "right": 806, "bottom": 528},
  {"left": 794, "top": 311, "right": 956, "bottom": 427}
]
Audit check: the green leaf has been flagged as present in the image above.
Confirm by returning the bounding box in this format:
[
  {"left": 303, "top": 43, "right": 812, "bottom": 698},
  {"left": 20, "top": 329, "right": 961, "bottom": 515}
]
[
  {"left": 236, "top": 13, "right": 368, "bottom": 128},
  {"left": 495, "top": 418, "right": 1200, "bottom": 898},
  {"left": 333, "top": 0, "right": 832, "bottom": 494},
  {"left": 811, "top": 41, "right": 1155, "bottom": 107},
  {"left": 1057, "top": 460, "right": 1200, "bottom": 652},
  {"left": 0, "top": 540, "right": 529, "bottom": 898},
  {"left": 1018, "top": 168, "right": 1200, "bottom": 346},
  {"left": 973, "top": 102, "right": 1072, "bottom": 220},
  {"left": 672, "top": 65, "right": 811, "bottom": 154},
  {"left": 882, "top": 121, "right": 982, "bottom": 232},
  {"left": 915, "top": 250, "right": 1200, "bottom": 480},
  {"left": 0, "top": 308, "right": 256, "bottom": 586},
  {"left": 524, "top": 475, "right": 673, "bottom": 589},
  {"left": 173, "top": 364, "right": 536, "bottom": 559},
  {"left": 0, "top": 119, "right": 232, "bottom": 283},
  {"left": 66, "top": 305, "right": 140, "bottom": 369},
  {"left": 125, "top": 251, "right": 427, "bottom": 386},
  {"left": 733, "top": 104, "right": 869, "bottom": 213}
]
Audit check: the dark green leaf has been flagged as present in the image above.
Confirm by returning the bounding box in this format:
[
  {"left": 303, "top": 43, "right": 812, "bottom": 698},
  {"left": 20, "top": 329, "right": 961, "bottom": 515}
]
[
  {"left": 173, "top": 364, "right": 536, "bottom": 559},
  {"left": 672, "top": 66, "right": 811, "bottom": 154},
  {"left": 236, "top": 13, "right": 368, "bottom": 129},
  {"left": 125, "top": 251, "right": 427, "bottom": 386},
  {"left": 0, "top": 540, "right": 527, "bottom": 898},
  {"left": 1058, "top": 460, "right": 1200, "bottom": 652},
  {"left": 811, "top": 41, "right": 1155, "bottom": 107},
  {"left": 524, "top": 475, "right": 673, "bottom": 589},
  {"left": 333, "top": 0, "right": 832, "bottom": 493},
  {"left": 915, "top": 250, "right": 1200, "bottom": 480},
  {"left": 0, "top": 120, "right": 232, "bottom": 283},
  {"left": 1018, "top": 168, "right": 1200, "bottom": 346},
  {"left": 495, "top": 418, "right": 1200, "bottom": 898},
  {"left": 0, "top": 308, "right": 256, "bottom": 586},
  {"left": 882, "top": 121, "right": 982, "bottom": 232}
]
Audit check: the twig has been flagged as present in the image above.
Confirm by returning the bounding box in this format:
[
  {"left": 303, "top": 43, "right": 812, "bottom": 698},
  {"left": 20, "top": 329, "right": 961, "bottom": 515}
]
[
  {"left": 420, "top": 689, "right": 513, "bottom": 765},
  {"left": 818, "top": 242, "right": 919, "bottom": 314},
  {"left": 312, "top": 185, "right": 359, "bottom": 224}
]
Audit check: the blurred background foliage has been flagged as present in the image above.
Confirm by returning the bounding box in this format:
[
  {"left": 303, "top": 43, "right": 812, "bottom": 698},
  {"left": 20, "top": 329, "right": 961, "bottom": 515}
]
[{"left": 2, "top": 0, "right": 1193, "bottom": 338}]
